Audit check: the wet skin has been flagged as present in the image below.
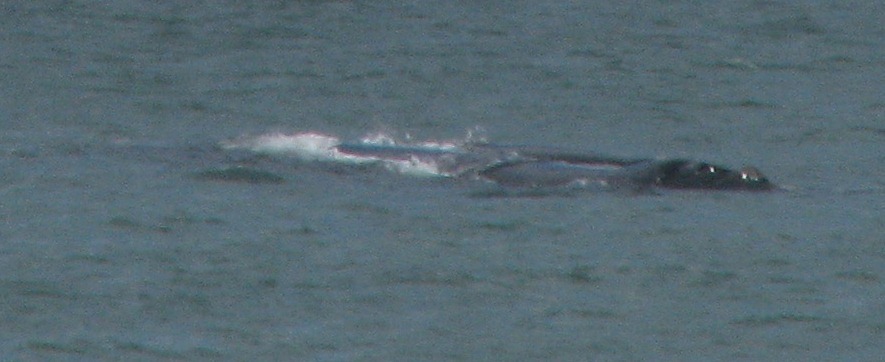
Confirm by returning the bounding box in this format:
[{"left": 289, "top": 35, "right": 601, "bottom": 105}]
[{"left": 649, "top": 160, "right": 772, "bottom": 191}]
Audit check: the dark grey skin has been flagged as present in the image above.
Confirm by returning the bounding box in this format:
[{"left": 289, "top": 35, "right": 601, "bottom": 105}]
[{"left": 335, "top": 143, "right": 774, "bottom": 191}]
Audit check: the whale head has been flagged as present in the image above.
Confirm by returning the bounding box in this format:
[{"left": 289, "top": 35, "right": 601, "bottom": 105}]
[{"left": 653, "top": 160, "right": 774, "bottom": 191}]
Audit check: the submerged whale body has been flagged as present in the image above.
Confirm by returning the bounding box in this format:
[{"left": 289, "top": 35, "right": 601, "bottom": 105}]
[{"left": 333, "top": 142, "right": 773, "bottom": 191}]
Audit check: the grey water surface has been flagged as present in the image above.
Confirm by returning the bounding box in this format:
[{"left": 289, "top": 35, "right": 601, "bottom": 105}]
[{"left": 1, "top": 1, "right": 883, "bottom": 360}]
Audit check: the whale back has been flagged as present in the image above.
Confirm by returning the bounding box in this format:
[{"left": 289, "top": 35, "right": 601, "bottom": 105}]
[{"left": 334, "top": 142, "right": 774, "bottom": 191}]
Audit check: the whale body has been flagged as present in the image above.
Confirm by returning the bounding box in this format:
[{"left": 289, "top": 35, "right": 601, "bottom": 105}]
[{"left": 334, "top": 142, "right": 773, "bottom": 191}]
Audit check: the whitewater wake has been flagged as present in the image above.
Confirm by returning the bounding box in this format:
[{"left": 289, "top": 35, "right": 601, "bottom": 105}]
[{"left": 220, "top": 131, "right": 477, "bottom": 178}]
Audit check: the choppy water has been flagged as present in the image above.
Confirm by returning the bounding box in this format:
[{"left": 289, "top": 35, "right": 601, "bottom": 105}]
[{"left": 2, "top": 1, "right": 883, "bottom": 360}]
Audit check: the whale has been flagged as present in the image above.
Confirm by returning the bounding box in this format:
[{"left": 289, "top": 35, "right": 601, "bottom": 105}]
[{"left": 333, "top": 142, "right": 773, "bottom": 191}]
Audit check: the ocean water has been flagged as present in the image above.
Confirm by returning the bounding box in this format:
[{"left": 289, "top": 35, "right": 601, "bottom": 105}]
[{"left": 1, "top": 1, "right": 883, "bottom": 360}]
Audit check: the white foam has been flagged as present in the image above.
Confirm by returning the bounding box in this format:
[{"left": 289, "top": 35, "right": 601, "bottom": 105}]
[
  {"left": 359, "top": 132, "right": 399, "bottom": 146},
  {"left": 384, "top": 157, "right": 447, "bottom": 177},
  {"left": 221, "top": 131, "right": 475, "bottom": 178},
  {"left": 353, "top": 132, "right": 453, "bottom": 176},
  {"left": 223, "top": 132, "right": 371, "bottom": 163},
  {"left": 221, "top": 132, "right": 334, "bottom": 155}
]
